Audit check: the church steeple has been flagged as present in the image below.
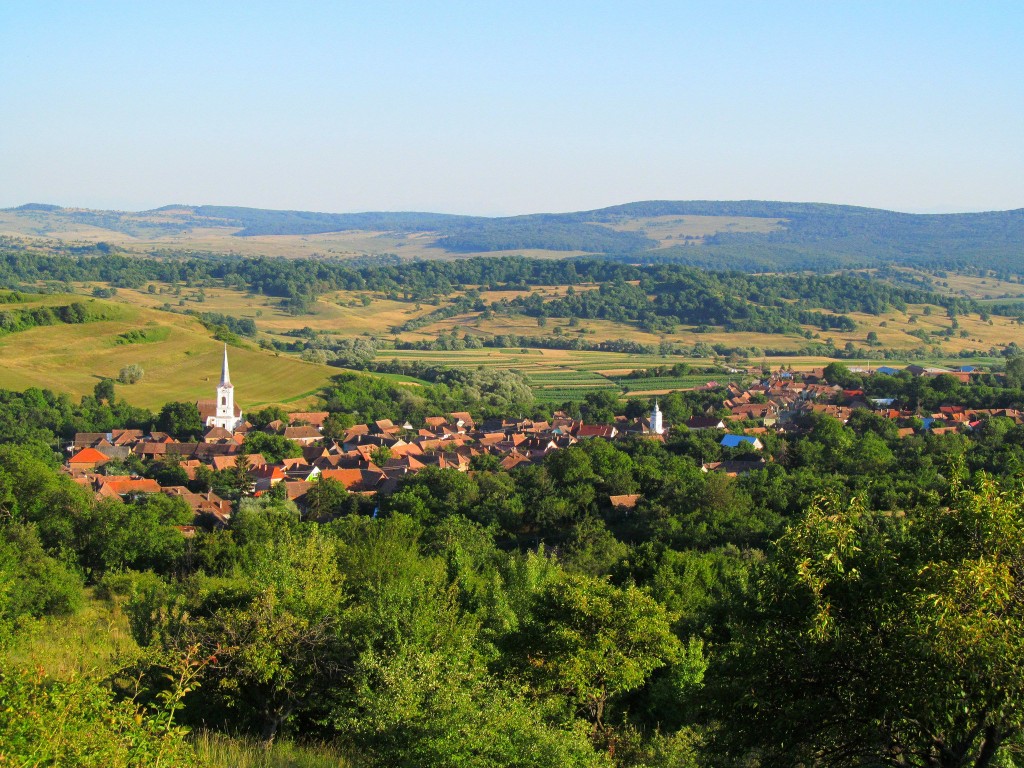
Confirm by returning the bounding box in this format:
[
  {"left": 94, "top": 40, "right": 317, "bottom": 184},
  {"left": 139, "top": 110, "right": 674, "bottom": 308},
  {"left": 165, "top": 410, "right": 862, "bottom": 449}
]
[
  {"left": 650, "top": 399, "right": 664, "bottom": 435},
  {"left": 207, "top": 345, "right": 242, "bottom": 431},
  {"left": 220, "top": 344, "right": 232, "bottom": 388}
]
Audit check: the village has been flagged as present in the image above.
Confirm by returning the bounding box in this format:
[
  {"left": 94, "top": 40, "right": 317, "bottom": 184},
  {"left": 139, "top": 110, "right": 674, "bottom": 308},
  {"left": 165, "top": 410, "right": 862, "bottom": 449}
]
[{"left": 63, "top": 350, "right": 1020, "bottom": 530}]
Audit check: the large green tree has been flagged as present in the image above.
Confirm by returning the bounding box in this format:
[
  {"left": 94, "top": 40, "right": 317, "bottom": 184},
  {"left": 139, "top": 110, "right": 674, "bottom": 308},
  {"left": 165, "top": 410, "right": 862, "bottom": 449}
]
[
  {"left": 156, "top": 401, "right": 203, "bottom": 440},
  {"left": 505, "top": 573, "right": 682, "bottom": 739},
  {"left": 709, "top": 477, "right": 1024, "bottom": 768}
]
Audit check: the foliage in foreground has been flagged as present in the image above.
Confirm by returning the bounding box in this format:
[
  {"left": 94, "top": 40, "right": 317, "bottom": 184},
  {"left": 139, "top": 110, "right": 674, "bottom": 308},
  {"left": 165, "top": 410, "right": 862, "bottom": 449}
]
[
  {"left": 709, "top": 474, "right": 1024, "bottom": 768},
  {"left": 0, "top": 665, "right": 197, "bottom": 767},
  {"left": 4, "top": 372, "right": 1024, "bottom": 765}
]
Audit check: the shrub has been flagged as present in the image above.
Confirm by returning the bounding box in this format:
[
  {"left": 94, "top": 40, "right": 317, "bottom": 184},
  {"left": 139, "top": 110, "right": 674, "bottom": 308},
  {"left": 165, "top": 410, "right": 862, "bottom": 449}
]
[{"left": 118, "top": 364, "right": 144, "bottom": 384}]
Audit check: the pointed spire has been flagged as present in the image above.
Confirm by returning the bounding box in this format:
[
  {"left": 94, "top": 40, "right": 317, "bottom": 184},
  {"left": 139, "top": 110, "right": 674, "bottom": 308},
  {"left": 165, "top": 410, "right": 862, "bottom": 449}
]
[{"left": 220, "top": 344, "right": 231, "bottom": 386}]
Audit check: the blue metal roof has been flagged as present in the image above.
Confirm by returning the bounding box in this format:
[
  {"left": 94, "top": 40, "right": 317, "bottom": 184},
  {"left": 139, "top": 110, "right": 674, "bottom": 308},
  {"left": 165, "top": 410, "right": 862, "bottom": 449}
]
[{"left": 720, "top": 434, "right": 759, "bottom": 448}]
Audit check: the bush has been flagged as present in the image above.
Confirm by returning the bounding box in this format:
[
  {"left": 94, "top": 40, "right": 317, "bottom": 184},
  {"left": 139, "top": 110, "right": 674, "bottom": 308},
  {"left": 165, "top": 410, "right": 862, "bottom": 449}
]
[
  {"left": 0, "top": 665, "right": 198, "bottom": 767},
  {"left": 0, "top": 524, "right": 83, "bottom": 628},
  {"left": 118, "top": 364, "right": 145, "bottom": 384}
]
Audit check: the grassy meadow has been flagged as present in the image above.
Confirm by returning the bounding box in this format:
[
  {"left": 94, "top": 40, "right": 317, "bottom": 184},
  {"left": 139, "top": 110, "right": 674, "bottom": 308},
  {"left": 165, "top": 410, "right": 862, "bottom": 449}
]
[
  {"left": 4, "top": 590, "right": 137, "bottom": 680},
  {"left": 0, "top": 294, "right": 337, "bottom": 410},
  {"left": 603, "top": 213, "right": 786, "bottom": 247}
]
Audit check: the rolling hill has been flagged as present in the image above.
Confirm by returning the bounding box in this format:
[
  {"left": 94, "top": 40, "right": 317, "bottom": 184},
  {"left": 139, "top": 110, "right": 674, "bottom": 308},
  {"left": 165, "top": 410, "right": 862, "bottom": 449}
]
[
  {"left": 0, "top": 293, "right": 338, "bottom": 410},
  {"left": 2, "top": 201, "right": 1022, "bottom": 272}
]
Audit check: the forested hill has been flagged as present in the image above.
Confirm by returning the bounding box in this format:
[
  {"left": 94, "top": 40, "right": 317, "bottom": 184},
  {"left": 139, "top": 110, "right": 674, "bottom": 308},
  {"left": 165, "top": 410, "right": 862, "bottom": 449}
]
[{"left": 3, "top": 200, "right": 1024, "bottom": 273}]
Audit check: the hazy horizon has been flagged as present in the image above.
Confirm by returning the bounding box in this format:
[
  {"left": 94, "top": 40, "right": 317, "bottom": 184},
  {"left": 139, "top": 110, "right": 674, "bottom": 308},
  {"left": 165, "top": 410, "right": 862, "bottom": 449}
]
[
  {"left": 2, "top": 2, "right": 1022, "bottom": 216},
  {"left": 5, "top": 199, "right": 1023, "bottom": 218}
]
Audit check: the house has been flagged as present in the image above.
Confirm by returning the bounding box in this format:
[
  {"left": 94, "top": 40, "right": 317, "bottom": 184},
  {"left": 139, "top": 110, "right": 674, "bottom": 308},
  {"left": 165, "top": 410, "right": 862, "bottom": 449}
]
[
  {"left": 68, "top": 447, "right": 111, "bottom": 470},
  {"left": 685, "top": 417, "right": 726, "bottom": 430},
  {"left": 283, "top": 426, "right": 322, "bottom": 445},
  {"left": 203, "top": 426, "right": 235, "bottom": 444},
  {"left": 500, "top": 453, "right": 532, "bottom": 471},
  {"left": 609, "top": 494, "right": 642, "bottom": 511},
  {"left": 720, "top": 434, "right": 764, "bottom": 450},
  {"left": 160, "top": 487, "right": 232, "bottom": 526},
  {"left": 371, "top": 419, "right": 402, "bottom": 436},
  {"left": 210, "top": 453, "right": 266, "bottom": 472},
  {"left": 110, "top": 429, "right": 144, "bottom": 446},
  {"left": 287, "top": 411, "right": 330, "bottom": 429},
  {"left": 449, "top": 412, "right": 475, "bottom": 430},
  {"left": 318, "top": 468, "right": 386, "bottom": 493},
  {"left": 72, "top": 432, "right": 111, "bottom": 450},
  {"left": 573, "top": 424, "right": 618, "bottom": 439},
  {"left": 701, "top": 459, "right": 767, "bottom": 476},
  {"left": 253, "top": 465, "right": 287, "bottom": 491},
  {"left": 95, "top": 478, "right": 161, "bottom": 499}
]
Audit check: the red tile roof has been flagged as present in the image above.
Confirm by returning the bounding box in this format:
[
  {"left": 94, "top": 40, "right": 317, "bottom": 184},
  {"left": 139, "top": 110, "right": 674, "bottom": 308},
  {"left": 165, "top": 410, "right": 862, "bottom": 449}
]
[{"left": 69, "top": 447, "right": 110, "bottom": 465}]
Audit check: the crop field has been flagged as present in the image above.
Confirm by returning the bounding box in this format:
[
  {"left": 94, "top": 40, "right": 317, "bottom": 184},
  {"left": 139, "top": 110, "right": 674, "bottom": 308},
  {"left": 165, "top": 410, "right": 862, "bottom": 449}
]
[
  {"left": 609, "top": 374, "right": 731, "bottom": 393},
  {"left": 411, "top": 313, "right": 665, "bottom": 345},
  {"left": 524, "top": 370, "right": 618, "bottom": 402},
  {"left": 525, "top": 370, "right": 618, "bottom": 385},
  {"left": 532, "top": 387, "right": 614, "bottom": 404},
  {"left": 523, "top": 369, "right": 736, "bottom": 403}
]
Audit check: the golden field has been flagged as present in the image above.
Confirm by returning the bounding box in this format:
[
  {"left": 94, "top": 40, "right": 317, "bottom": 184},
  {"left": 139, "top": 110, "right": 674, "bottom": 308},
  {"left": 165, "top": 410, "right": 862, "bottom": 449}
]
[{"left": 0, "top": 294, "right": 337, "bottom": 410}]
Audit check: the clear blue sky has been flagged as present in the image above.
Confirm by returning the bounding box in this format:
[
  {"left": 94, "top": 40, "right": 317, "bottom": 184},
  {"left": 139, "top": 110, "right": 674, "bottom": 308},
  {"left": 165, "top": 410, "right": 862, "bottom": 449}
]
[{"left": 1, "top": 1, "right": 1022, "bottom": 214}]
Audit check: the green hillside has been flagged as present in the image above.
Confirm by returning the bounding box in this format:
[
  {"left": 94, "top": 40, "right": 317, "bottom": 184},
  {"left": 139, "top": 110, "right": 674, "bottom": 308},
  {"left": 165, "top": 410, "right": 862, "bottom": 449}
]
[{"left": 0, "top": 295, "right": 337, "bottom": 410}]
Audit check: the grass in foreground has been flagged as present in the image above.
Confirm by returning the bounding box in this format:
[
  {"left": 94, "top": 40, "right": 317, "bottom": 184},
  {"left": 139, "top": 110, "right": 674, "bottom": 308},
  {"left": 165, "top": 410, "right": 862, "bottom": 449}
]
[
  {"left": 4, "top": 590, "right": 138, "bottom": 680},
  {"left": 192, "top": 731, "right": 352, "bottom": 768}
]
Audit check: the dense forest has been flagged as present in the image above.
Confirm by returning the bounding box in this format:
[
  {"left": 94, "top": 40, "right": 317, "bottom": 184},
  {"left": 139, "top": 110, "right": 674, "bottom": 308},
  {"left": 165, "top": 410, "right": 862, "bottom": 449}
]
[{"left": 3, "top": 364, "right": 1024, "bottom": 766}]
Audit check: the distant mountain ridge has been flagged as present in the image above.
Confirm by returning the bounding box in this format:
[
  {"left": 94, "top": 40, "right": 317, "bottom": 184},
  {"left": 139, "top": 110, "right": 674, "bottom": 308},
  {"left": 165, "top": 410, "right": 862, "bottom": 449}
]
[{"left": 3, "top": 200, "right": 1022, "bottom": 272}]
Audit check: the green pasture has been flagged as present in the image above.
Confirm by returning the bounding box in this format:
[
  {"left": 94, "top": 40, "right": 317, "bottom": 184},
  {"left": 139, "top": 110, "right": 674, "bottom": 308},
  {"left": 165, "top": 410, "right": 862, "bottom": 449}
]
[{"left": 0, "top": 296, "right": 338, "bottom": 411}]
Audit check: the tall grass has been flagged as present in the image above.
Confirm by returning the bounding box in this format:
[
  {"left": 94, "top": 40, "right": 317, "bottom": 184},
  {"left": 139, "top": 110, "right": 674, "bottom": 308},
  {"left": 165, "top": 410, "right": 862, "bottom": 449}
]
[
  {"left": 192, "top": 731, "right": 353, "bottom": 768},
  {"left": 4, "top": 589, "right": 138, "bottom": 679}
]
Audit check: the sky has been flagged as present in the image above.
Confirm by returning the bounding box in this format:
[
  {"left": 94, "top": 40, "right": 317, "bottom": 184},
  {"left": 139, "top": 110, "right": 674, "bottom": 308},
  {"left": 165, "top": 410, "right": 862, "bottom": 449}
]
[{"left": 1, "top": 1, "right": 1022, "bottom": 215}]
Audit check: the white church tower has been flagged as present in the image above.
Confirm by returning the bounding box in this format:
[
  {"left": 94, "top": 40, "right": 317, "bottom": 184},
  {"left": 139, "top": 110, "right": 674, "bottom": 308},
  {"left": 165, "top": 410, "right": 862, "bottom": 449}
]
[
  {"left": 650, "top": 400, "right": 664, "bottom": 435},
  {"left": 206, "top": 345, "right": 243, "bottom": 431}
]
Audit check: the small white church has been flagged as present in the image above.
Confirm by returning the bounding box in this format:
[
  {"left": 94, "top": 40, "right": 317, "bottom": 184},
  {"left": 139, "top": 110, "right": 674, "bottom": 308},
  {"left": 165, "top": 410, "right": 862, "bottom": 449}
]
[
  {"left": 649, "top": 400, "right": 665, "bottom": 435},
  {"left": 196, "top": 345, "right": 244, "bottom": 432}
]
